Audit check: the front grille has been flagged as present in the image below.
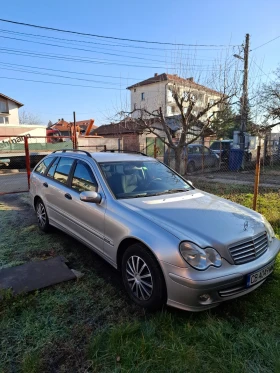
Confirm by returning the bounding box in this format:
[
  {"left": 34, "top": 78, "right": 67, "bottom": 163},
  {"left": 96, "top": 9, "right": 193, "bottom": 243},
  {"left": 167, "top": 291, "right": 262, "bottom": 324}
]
[{"left": 229, "top": 232, "right": 268, "bottom": 265}]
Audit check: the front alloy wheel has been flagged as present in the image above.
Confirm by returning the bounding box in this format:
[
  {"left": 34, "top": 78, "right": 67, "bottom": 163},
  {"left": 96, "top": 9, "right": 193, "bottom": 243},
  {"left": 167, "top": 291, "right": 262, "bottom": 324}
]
[
  {"left": 126, "top": 256, "right": 153, "bottom": 301},
  {"left": 122, "top": 243, "right": 166, "bottom": 310}
]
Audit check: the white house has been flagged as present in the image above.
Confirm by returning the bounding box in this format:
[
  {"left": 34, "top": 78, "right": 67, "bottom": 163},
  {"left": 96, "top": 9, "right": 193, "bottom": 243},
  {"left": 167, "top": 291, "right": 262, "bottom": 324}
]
[
  {"left": 127, "top": 73, "right": 223, "bottom": 120},
  {"left": 0, "top": 93, "right": 24, "bottom": 125}
]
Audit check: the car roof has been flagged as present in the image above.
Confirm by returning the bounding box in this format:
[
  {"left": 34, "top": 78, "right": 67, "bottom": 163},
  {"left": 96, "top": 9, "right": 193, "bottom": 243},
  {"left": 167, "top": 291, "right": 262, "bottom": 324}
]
[
  {"left": 212, "top": 140, "right": 233, "bottom": 143},
  {"left": 50, "top": 151, "right": 155, "bottom": 163}
]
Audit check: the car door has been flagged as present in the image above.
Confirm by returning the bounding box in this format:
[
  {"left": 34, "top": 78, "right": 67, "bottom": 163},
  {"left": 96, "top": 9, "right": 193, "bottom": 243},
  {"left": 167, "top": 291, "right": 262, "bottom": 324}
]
[
  {"left": 192, "top": 145, "right": 203, "bottom": 168},
  {"left": 203, "top": 146, "right": 214, "bottom": 167},
  {"left": 66, "top": 159, "right": 106, "bottom": 253},
  {"left": 43, "top": 156, "right": 105, "bottom": 253}
]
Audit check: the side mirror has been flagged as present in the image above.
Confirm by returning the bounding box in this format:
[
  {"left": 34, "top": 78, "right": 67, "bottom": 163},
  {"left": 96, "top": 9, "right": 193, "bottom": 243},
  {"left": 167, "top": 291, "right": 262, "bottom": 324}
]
[
  {"left": 80, "top": 191, "right": 102, "bottom": 204},
  {"left": 187, "top": 180, "right": 193, "bottom": 187}
]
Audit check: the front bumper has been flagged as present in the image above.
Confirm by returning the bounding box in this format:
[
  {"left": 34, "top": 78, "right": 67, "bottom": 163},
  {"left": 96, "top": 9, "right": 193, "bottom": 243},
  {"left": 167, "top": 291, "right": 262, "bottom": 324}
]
[{"left": 161, "top": 237, "right": 280, "bottom": 312}]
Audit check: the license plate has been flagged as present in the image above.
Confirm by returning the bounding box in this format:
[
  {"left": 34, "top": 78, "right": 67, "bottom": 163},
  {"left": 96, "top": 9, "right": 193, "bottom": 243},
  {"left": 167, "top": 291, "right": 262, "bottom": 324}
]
[{"left": 246, "top": 261, "right": 275, "bottom": 287}]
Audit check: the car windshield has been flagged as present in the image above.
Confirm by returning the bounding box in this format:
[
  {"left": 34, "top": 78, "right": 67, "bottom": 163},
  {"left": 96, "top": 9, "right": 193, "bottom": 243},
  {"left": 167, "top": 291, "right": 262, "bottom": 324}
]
[{"left": 99, "top": 160, "right": 193, "bottom": 199}]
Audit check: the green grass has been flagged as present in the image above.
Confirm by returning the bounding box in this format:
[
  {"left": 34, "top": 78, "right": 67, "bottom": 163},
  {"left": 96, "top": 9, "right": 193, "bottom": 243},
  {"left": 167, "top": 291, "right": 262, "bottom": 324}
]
[{"left": 0, "top": 184, "right": 280, "bottom": 373}]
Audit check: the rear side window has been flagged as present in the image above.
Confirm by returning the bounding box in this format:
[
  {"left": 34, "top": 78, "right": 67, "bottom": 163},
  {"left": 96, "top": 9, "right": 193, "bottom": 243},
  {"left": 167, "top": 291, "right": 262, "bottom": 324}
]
[
  {"left": 71, "top": 161, "right": 98, "bottom": 192},
  {"left": 34, "top": 156, "right": 55, "bottom": 175},
  {"left": 47, "top": 157, "right": 60, "bottom": 178},
  {"left": 53, "top": 157, "right": 74, "bottom": 185}
]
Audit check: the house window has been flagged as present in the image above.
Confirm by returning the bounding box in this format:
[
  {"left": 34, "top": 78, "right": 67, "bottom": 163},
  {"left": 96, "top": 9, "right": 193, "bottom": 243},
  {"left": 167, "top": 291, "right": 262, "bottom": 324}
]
[
  {"left": 171, "top": 106, "right": 176, "bottom": 114},
  {"left": 209, "top": 99, "right": 215, "bottom": 106},
  {"left": 134, "top": 88, "right": 136, "bottom": 92},
  {"left": 141, "top": 92, "right": 145, "bottom": 101},
  {"left": 167, "top": 89, "right": 173, "bottom": 102},
  {"left": 190, "top": 93, "right": 197, "bottom": 102},
  {"left": 0, "top": 98, "right": 8, "bottom": 113},
  {"left": 0, "top": 116, "right": 9, "bottom": 124}
]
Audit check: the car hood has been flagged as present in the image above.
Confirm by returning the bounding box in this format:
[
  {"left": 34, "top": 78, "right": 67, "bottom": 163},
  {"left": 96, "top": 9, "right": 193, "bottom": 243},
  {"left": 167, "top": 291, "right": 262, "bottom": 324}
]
[{"left": 120, "top": 189, "right": 267, "bottom": 258}]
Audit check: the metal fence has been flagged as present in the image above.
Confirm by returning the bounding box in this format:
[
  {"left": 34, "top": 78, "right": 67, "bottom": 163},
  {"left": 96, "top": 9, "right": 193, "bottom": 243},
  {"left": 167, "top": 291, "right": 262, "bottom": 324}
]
[
  {"left": 0, "top": 135, "right": 122, "bottom": 195},
  {"left": 1, "top": 134, "right": 279, "bottom": 211},
  {"left": 0, "top": 135, "right": 73, "bottom": 194}
]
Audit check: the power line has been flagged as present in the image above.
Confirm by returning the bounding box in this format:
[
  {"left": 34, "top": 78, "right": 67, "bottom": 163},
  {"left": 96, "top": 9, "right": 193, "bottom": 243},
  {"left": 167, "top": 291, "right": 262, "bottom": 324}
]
[
  {"left": 0, "top": 61, "right": 140, "bottom": 80},
  {"left": 0, "top": 47, "right": 180, "bottom": 69},
  {"left": 0, "top": 18, "right": 239, "bottom": 47},
  {"left": 0, "top": 47, "right": 219, "bottom": 70},
  {"left": 252, "top": 35, "right": 280, "bottom": 51},
  {"left": 0, "top": 76, "right": 126, "bottom": 89},
  {"left": 0, "top": 65, "right": 129, "bottom": 85},
  {"left": 0, "top": 28, "right": 228, "bottom": 54},
  {"left": 0, "top": 34, "right": 177, "bottom": 64}
]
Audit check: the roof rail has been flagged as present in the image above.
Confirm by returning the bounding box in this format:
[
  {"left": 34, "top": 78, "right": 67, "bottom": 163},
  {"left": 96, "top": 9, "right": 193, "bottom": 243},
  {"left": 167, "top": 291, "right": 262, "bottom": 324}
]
[
  {"left": 52, "top": 149, "right": 92, "bottom": 157},
  {"left": 101, "top": 149, "right": 147, "bottom": 156}
]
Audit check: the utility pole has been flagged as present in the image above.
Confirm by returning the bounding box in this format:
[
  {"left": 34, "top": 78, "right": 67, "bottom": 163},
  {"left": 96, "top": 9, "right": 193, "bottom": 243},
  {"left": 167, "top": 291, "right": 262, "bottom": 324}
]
[
  {"left": 240, "top": 33, "right": 250, "bottom": 150},
  {"left": 73, "top": 111, "right": 77, "bottom": 149}
]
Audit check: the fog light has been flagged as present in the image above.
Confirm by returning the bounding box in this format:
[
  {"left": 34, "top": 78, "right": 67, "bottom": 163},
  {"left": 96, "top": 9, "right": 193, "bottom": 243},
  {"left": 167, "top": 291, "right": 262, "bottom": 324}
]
[{"left": 199, "top": 294, "right": 211, "bottom": 302}]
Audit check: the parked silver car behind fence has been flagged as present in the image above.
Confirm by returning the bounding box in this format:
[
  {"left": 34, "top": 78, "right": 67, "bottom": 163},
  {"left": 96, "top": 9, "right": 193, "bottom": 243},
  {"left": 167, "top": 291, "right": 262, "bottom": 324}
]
[{"left": 30, "top": 150, "right": 280, "bottom": 311}]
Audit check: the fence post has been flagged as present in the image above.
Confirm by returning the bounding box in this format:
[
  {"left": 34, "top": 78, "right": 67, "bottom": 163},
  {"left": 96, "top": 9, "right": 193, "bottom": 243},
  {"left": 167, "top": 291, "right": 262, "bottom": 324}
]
[
  {"left": 253, "top": 145, "right": 261, "bottom": 211},
  {"left": 24, "top": 136, "right": 31, "bottom": 190}
]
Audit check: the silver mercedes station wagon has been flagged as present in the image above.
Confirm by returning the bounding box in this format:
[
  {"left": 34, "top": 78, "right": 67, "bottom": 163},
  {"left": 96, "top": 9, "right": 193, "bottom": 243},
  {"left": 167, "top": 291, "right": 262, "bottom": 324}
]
[{"left": 30, "top": 150, "right": 280, "bottom": 311}]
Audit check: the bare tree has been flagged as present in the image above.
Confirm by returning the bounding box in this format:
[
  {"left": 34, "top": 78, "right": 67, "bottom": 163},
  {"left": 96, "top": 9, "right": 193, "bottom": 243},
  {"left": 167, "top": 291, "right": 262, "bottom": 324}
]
[
  {"left": 19, "top": 110, "right": 42, "bottom": 125},
  {"left": 257, "top": 66, "right": 280, "bottom": 132},
  {"left": 119, "top": 65, "right": 239, "bottom": 173}
]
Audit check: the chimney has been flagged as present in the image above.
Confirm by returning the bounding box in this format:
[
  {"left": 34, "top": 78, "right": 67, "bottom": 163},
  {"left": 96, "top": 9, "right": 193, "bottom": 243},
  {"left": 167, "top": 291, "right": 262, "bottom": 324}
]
[
  {"left": 154, "top": 73, "right": 158, "bottom": 77},
  {"left": 188, "top": 77, "right": 194, "bottom": 82}
]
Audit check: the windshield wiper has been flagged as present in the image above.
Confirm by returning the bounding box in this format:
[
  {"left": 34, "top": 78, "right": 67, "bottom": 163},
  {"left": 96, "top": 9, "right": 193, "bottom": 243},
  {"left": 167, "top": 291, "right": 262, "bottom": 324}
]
[
  {"left": 121, "top": 193, "right": 148, "bottom": 199},
  {"left": 146, "top": 189, "right": 188, "bottom": 197},
  {"left": 165, "top": 188, "right": 189, "bottom": 194}
]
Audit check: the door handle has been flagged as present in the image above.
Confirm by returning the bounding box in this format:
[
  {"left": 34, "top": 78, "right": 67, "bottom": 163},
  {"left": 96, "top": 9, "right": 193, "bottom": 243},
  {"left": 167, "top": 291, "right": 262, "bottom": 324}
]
[
  {"left": 64, "top": 193, "right": 72, "bottom": 200},
  {"left": 43, "top": 182, "right": 48, "bottom": 188}
]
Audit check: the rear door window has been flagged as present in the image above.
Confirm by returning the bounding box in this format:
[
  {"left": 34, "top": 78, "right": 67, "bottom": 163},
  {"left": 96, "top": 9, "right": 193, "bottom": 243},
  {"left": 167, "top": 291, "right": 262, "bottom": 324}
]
[{"left": 53, "top": 157, "right": 75, "bottom": 185}]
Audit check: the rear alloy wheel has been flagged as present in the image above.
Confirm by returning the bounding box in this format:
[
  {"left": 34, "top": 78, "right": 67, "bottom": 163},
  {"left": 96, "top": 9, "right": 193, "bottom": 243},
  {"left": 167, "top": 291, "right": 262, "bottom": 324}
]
[
  {"left": 187, "top": 161, "right": 195, "bottom": 174},
  {"left": 122, "top": 243, "right": 166, "bottom": 310},
  {"left": 35, "top": 199, "right": 50, "bottom": 232}
]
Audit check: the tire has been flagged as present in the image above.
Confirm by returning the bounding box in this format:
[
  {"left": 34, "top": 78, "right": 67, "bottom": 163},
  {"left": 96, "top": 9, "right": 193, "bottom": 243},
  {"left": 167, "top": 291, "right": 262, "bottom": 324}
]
[
  {"left": 187, "top": 161, "right": 195, "bottom": 173},
  {"left": 122, "top": 243, "right": 166, "bottom": 310},
  {"left": 35, "top": 199, "right": 50, "bottom": 232}
]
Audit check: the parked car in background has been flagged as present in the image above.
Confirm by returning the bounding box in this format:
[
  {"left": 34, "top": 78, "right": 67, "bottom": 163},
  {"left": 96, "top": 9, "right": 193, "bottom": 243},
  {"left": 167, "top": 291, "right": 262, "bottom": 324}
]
[
  {"left": 165, "top": 144, "right": 219, "bottom": 173},
  {"left": 30, "top": 150, "right": 280, "bottom": 312},
  {"left": 210, "top": 140, "right": 233, "bottom": 163},
  {"left": 186, "top": 144, "right": 219, "bottom": 173}
]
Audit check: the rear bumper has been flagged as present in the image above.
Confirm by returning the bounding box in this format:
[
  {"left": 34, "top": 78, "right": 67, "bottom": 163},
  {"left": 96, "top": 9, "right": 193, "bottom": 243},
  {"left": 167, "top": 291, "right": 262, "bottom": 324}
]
[{"left": 161, "top": 237, "right": 280, "bottom": 312}]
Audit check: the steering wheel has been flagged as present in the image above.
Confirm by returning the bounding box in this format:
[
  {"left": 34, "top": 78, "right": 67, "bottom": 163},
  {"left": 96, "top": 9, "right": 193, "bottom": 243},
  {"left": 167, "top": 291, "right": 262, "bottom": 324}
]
[{"left": 146, "top": 178, "right": 162, "bottom": 188}]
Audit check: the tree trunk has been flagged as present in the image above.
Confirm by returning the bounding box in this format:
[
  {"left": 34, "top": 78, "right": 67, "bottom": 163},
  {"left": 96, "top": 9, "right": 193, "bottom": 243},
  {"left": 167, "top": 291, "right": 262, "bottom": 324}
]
[{"left": 174, "top": 148, "right": 182, "bottom": 174}]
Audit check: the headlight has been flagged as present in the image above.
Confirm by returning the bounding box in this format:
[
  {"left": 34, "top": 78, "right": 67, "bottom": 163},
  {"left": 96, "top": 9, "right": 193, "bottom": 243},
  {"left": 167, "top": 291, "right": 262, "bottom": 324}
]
[
  {"left": 179, "top": 241, "right": 222, "bottom": 270},
  {"left": 263, "top": 217, "right": 275, "bottom": 243}
]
